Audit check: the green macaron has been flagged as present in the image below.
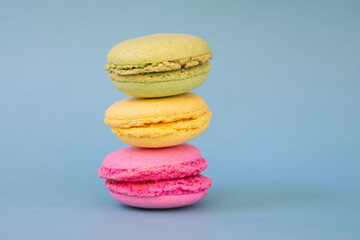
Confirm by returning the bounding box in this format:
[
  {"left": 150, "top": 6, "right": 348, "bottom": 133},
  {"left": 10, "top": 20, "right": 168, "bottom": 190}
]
[{"left": 104, "top": 33, "right": 212, "bottom": 98}]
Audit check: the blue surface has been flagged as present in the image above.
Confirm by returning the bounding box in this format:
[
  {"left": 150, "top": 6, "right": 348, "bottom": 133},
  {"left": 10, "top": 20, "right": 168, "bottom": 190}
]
[{"left": 1, "top": 0, "right": 359, "bottom": 239}]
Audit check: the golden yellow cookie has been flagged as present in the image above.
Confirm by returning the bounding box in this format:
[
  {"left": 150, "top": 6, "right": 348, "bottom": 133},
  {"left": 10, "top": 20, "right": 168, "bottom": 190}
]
[{"left": 104, "top": 93, "right": 212, "bottom": 148}]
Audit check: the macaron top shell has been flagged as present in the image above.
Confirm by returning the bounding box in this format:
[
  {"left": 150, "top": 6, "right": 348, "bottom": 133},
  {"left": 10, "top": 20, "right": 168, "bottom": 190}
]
[
  {"left": 105, "top": 92, "right": 209, "bottom": 125},
  {"left": 106, "top": 33, "right": 211, "bottom": 68},
  {"left": 98, "top": 144, "right": 208, "bottom": 182},
  {"left": 103, "top": 144, "right": 201, "bottom": 169}
]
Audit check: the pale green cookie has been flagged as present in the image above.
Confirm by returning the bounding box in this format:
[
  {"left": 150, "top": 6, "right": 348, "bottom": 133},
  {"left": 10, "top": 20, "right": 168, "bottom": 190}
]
[{"left": 105, "top": 33, "right": 212, "bottom": 98}]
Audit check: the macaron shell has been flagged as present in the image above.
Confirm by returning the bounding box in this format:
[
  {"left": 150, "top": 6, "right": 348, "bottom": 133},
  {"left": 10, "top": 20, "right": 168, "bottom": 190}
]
[
  {"left": 111, "top": 68, "right": 209, "bottom": 98},
  {"left": 109, "top": 191, "right": 208, "bottom": 209},
  {"left": 105, "top": 92, "right": 207, "bottom": 121},
  {"left": 102, "top": 144, "right": 201, "bottom": 169},
  {"left": 111, "top": 119, "right": 210, "bottom": 148},
  {"left": 106, "top": 33, "right": 211, "bottom": 66},
  {"left": 106, "top": 174, "right": 212, "bottom": 208},
  {"left": 98, "top": 144, "right": 207, "bottom": 181}
]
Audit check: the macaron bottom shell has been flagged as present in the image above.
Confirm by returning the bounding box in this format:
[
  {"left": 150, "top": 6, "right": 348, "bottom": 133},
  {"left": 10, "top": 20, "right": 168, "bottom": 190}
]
[
  {"left": 105, "top": 174, "right": 212, "bottom": 209},
  {"left": 111, "top": 120, "right": 210, "bottom": 148},
  {"left": 110, "top": 190, "right": 208, "bottom": 209},
  {"left": 111, "top": 71, "right": 209, "bottom": 98}
]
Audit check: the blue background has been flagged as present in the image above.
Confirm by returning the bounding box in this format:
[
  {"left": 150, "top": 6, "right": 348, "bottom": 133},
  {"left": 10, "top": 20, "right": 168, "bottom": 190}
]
[{"left": 1, "top": 0, "right": 359, "bottom": 239}]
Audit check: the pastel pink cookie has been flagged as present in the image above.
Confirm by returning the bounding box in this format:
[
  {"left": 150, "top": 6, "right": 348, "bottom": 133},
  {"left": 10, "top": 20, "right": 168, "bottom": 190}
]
[
  {"left": 106, "top": 175, "right": 212, "bottom": 209},
  {"left": 98, "top": 144, "right": 207, "bottom": 182}
]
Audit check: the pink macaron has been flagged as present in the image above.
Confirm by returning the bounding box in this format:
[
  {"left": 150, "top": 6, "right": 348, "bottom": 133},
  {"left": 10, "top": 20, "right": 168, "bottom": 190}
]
[{"left": 98, "top": 144, "right": 212, "bottom": 209}]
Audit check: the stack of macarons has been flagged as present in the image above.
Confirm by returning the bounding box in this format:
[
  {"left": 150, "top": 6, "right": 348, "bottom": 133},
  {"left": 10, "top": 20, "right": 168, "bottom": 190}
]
[{"left": 99, "top": 33, "right": 213, "bottom": 209}]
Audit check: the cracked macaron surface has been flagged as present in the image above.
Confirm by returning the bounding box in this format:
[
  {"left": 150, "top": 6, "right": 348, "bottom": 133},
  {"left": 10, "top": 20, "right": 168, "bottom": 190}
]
[
  {"left": 104, "top": 33, "right": 212, "bottom": 97},
  {"left": 104, "top": 92, "right": 212, "bottom": 148}
]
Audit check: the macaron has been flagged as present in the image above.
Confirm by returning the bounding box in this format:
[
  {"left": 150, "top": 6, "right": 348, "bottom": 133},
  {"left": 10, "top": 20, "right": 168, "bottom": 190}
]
[
  {"left": 104, "top": 33, "right": 212, "bottom": 98},
  {"left": 104, "top": 92, "right": 212, "bottom": 148},
  {"left": 98, "top": 144, "right": 212, "bottom": 209}
]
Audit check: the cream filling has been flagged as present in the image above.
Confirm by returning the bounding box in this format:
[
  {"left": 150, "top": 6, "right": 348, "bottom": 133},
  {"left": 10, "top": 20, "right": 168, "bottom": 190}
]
[
  {"left": 105, "top": 107, "right": 209, "bottom": 128},
  {"left": 109, "top": 61, "right": 211, "bottom": 83},
  {"left": 104, "top": 52, "right": 212, "bottom": 75},
  {"left": 109, "top": 110, "right": 212, "bottom": 138}
]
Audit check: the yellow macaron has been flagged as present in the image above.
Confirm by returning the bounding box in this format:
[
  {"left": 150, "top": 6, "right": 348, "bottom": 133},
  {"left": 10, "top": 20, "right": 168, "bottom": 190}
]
[{"left": 104, "top": 93, "right": 212, "bottom": 148}]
